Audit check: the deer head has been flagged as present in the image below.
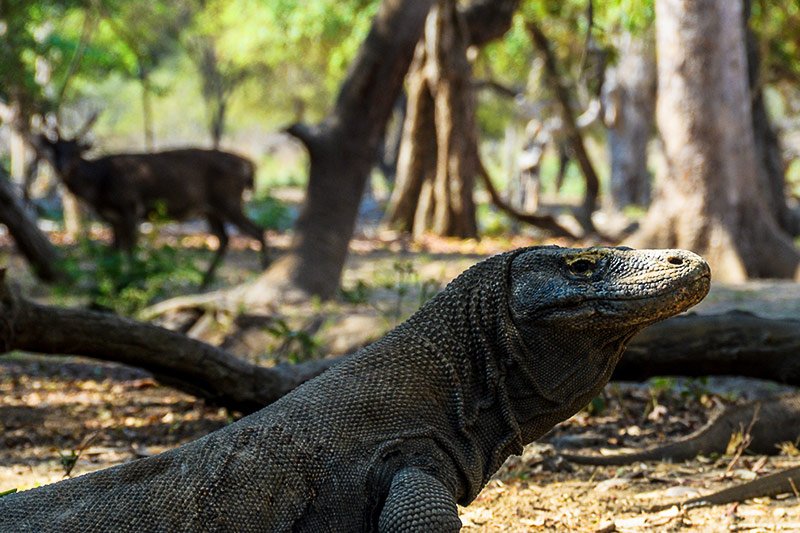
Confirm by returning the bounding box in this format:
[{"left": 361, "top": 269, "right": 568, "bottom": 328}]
[{"left": 34, "top": 112, "right": 99, "bottom": 176}]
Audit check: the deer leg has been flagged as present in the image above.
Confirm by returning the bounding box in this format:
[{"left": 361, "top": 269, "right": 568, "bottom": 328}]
[
  {"left": 203, "top": 215, "right": 229, "bottom": 289},
  {"left": 224, "top": 208, "right": 270, "bottom": 268}
]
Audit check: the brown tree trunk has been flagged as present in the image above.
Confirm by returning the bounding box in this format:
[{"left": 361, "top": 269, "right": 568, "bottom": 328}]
[
  {"left": 384, "top": 44, "right": 438, "bottom": 233},
  {"left": 629, "top": 0, "right": 800, "bottom": 281},
  {"left": 385, "top": 0, "right": 520, "bottom": 239},
  {"left": 0, "top": 276, "right": 335, "bottom": 413},
  {"left": 0, "top": 168, "right": 63, "bottom": 282},
  {"left": 744, "top": 2, "right": 800, "bottom": 237},
  {"left": 242, "top": 0, "right": 435, "bottom": 302},
  {"left": 385, "top": 0, "right": 480, "bottom": 239},
  {"left": 426, "top": 0, "right": 478, "bottom": 238},
  {"left": 603, "top": 31, "right": 656, "bottom": 209}
]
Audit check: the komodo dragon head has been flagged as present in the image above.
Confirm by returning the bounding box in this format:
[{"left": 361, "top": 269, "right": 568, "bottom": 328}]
[{"left": 501, "top": 246, "right": 710, "bottom": 440}]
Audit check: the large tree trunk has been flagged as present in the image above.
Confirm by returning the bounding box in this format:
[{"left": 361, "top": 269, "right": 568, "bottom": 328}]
[
  {"left": 629, "top": 0, "right": 800, "bottom": 281},
  {"left": 0, "top": 168, "right": 63, "bottom": 282},
  {"left": 243, "top": 0, "right": 435, "bottom": 302},
  {"left": 603, "top": 31, "right": 656, "bottom": 209},
  {"left": 385, "top": 0, "right": 519, "bottom": 239},
  {"left": 396, "top": 0, "right": 479, "bottom": 239},
  {"left": 243, "top": 0, "right": 521, "bottom": 302}
]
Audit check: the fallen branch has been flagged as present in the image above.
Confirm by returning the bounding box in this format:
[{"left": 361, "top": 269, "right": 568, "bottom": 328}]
[
  {"left": 477, "top": 158, "right": 578, "bottom": 239},
  {"left": 0, "top": 273, "right": 337, "bottom": 413},
  {"left": 650, "top": 465, "right": 800, "bottom": 511}
]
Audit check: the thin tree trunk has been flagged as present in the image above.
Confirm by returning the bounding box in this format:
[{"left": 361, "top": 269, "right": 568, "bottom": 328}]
[
  {"left": 0, "top": 169, "right": 63, "bottom": 282},
  {"left": 744, "top": 1, "right": 800, "bottom": 237},
  {"left": 629, "top": 0, "right": 800, "bottom": 280},
  {"left": 139, "top": 69, "right": 155, "bottom": 151}
]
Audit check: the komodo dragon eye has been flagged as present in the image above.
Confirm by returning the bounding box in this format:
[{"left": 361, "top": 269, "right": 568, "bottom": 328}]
[{"left": 568, "top": 258, "right": 595, "bottom": 275}]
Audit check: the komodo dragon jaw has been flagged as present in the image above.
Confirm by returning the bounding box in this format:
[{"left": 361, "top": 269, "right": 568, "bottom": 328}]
[{"left": 0, "top": 246, "right": 710, "bottom": 533}]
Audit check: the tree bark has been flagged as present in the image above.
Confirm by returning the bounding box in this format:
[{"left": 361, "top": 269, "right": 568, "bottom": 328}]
[
  {"left": 0, "top": 276, "right": 335, "bottom": 413},
  {"left": 0, "top": 168, "right": 63, "bottom": 282},
  {"left": 385, "top": 0, "right": 519, "bottom": 239},
  {"left": 629, "top": 0, "right": 800, "bottom": 280},
  {"left": 602, "top": 31, "right": 656, "bottom": 209},
  {"left": 425, "top": 0, "right": 479, "bottom": 238}
]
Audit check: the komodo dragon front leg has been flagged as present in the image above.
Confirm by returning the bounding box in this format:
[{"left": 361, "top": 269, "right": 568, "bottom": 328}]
[{"left": 378, "top": 468, "right": 462, "bottom": 532}]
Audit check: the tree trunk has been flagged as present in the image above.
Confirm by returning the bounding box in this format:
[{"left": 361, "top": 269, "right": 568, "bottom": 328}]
[
  {"left": 385, "top": 0, "right": 520, "bottom": 239},
  {"left": 385, "top": 0, "right": 479, "bottom": 239},
  {"left": 603, "top": 31, "right": 656, "bottom": 209},
  {"left": 0, "top": 168, "right": 63, "bottom": 282},
  {"left": 139, "top": 68, "right": 155, "bottom": 151},
  {"left": 0, "top": 276, "right": 335, "bottom": 414},
  {"left": 628, "top": 0, "right": 800, "bottom": 281},
  {"left": 240, "top": 0, "right": 435, "bottom": 302},
  {"left": 744, "top": 2, "right": 800, "bottom": 237},
  {"left": 384, "top": 45, "right": 438, "bottom": 233}
]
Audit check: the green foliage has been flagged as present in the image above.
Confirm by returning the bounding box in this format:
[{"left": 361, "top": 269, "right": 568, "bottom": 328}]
[
  {"left": 340, "top": 279, "right": 371, "bottom": 304},
  {"left": 57, "top": 239, "right": 204, "bottom": 316},
  {"left": 246, "top": 196, "right": 294, "bottom": 231},
  {"left": 0, "top": 488, "right": 17, "bottom": 498},
  {"left": 584, "top": 395, "right": 607, "bottom": 416},
  {"left": 264, "top": 318, "right": 320, "bottom": 364}
]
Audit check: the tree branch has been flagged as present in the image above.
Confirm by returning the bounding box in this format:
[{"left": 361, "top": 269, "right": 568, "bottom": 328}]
[
  {"left": 526, "top": 20, "right": 601, "bottom": 236},
  {"left": 476, "top": 158, "right": 578, "bottom": 239}
]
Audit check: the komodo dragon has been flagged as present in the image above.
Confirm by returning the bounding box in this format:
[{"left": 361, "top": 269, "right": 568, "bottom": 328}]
[
  {"left": 562, "top": 394, "right": 800, "bottom": 466},
  {"left": 0, "top": 246, "right": 710, "bottom": 532}
]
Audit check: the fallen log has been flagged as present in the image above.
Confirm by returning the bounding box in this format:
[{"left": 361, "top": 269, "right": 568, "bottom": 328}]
[
  {"left": 618, "top": 311, "right": 800, "bottom": 386},
  {"left": 0, "top": 273, "right": 336, "bottom": 413}
]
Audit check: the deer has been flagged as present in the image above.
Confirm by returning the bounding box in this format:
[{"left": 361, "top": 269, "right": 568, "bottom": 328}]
[{"left": 35, "top": 116, "right": 270, "bottom": 288}]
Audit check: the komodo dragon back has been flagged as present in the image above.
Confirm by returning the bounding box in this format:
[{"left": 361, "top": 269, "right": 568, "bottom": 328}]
[{"left": 0, "top": 246, "right": 710, "bottom": 532}]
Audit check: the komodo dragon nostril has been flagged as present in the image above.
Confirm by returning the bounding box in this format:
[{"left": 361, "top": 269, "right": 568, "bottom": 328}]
[{"left": 667, "top": 255, "right": 684, "bottom": 266}]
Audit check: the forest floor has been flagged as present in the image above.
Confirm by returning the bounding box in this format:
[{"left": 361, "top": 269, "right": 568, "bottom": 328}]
[{"left": 1, "top": 226, "right": 800, "bottom": 531}]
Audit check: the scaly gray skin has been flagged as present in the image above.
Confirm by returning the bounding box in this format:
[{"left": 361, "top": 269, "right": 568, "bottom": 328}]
[
  {"left": 562, "top": 394, "right": 800, "bottom": 466},
  {"left": 0, "top": 246, "right": 710, "bottom": 532}
]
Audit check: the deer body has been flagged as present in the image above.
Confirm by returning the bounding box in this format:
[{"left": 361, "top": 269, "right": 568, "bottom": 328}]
[{"left": 42, "top": 139, "right": 269, "bottom": 286}]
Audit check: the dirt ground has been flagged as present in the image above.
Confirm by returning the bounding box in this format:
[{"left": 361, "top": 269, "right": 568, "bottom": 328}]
[{"left": 1, "top": 229, "right": 799, "bottom": 531}]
